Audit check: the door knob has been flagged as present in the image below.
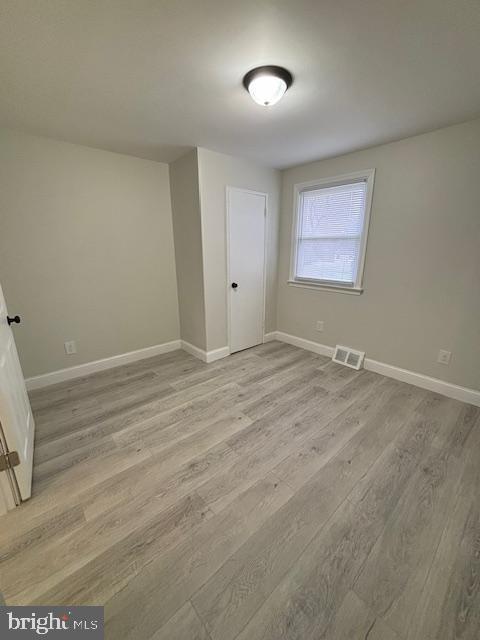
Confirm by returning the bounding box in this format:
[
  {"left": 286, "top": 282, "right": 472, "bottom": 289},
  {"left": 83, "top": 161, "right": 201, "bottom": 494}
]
[
  {"left": 231, "top": 282, "right": 238, "bottom": 289},
  {"left": 7, "top": 315, "right": 21, "bottom": 326}
]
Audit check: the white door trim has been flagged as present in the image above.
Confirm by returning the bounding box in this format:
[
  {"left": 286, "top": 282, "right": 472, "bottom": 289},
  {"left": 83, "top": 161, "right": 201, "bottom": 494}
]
[{"left": 226, "top": 186, "right": 268, "bottom": 354}]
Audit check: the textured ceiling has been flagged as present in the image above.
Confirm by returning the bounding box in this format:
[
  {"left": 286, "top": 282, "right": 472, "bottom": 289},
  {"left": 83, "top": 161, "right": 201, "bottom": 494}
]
[{"left": 1, "top": 0, "right": 480, "bottom": 168}]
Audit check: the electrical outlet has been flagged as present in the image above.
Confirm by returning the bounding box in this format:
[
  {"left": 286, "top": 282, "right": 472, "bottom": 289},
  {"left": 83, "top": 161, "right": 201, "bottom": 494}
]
[
  {"left": 64, "top": 340, "right": 77, "bottom": 355},
  {"left": 437, "top": 349, "right": 451, "bottom": 365},
  {"left": 316, "top": 320, "right": 324, "bottom": 332}
]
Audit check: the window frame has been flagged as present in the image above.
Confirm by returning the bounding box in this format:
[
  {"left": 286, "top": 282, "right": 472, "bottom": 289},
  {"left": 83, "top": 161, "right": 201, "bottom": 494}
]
[{"left": 288, "top": 169, "right": 375, "bottom": 295}]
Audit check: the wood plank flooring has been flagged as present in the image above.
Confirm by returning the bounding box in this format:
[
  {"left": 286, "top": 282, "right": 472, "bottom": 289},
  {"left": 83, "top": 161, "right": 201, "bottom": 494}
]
[{"left": 1, "top": 342, "right": 479, "bottom": 639}]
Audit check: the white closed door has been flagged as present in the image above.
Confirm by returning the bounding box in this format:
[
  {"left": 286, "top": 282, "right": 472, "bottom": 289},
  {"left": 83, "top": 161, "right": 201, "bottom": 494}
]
[
  {"left": 0, "top": 282, "right": 35, "bottom": 507},
  {"left": 228, "top": 188, "right": 266, "bottom": 353}
]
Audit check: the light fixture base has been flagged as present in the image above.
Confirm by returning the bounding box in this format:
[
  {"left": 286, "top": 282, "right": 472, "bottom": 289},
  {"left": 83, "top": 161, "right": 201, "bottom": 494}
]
[{"left": 242, "top": 65, "right": 293, "bottom": 92}]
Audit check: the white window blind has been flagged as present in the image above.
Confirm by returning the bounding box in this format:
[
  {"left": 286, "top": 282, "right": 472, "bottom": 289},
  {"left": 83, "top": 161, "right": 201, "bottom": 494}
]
[{"left": 294, "top": 179, "right": 368, "bottom": 286}]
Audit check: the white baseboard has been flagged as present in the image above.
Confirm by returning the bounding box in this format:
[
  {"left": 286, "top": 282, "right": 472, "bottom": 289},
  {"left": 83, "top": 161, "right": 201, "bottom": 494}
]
[
  {"left": 270, "top": 331, "right": 335, "bottom": 358},
  {"left": 206, "top": 346, "right": 230, "bottom": 363},
  {"left": 27, "top": 329, "right": 479, "bottom": 407},
  {"left": 266, "top": 331, "right": 480, "bottom": 407},
  {"left": 263, "top": 332, "right": 278, "bottom": 343},
  {"left": 26, "top": 339, "right": 231, "bottom": 390},
  {"left": 180, "top": 340, "right": 206, "bottom": 362},
  {"left": 181, "top": 341, "right": 230, "bottom": 364},
  {"left": 364, "top": 358, "right": 480, "bottom": 407},
  {"left": 25, "top": 340, "right": 181, "bottom": 391}
]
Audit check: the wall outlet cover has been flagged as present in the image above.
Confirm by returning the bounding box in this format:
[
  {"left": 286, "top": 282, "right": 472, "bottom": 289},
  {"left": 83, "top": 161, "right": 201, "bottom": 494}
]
[
  {"left": 64, "top": 340, "right": 77, "bottom": 355},
  {"left": 316, "top": 321, "right": 324, "bottom": 332},
  {"left": 437, "top": 349, "right": 451, "bottom": 365}
]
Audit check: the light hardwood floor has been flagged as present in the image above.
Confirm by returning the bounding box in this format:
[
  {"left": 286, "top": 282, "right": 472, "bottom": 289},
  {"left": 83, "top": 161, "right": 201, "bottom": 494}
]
[{"left": 1, "top": 342, "right": 479, "bottom": 639}]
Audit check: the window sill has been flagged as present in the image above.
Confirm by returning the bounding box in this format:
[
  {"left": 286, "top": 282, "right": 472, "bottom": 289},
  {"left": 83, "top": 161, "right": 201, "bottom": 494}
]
[{"left": 287, "top": 280, "right": 363, "bottom": 295}]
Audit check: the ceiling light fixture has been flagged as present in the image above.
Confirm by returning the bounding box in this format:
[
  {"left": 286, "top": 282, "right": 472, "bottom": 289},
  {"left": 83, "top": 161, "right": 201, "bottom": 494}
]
[{"left": 243, "top": 65, "right": 293, "bottom": 107}]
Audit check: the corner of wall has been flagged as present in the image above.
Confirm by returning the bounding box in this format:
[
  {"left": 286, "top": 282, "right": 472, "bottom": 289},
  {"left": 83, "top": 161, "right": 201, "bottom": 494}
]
[{"left": 169, "top": 148, "right": 208, "bottom": 352}]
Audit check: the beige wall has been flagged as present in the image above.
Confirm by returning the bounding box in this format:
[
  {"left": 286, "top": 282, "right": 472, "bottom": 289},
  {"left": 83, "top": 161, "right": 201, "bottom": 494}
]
[
  {"left": 278, "top": 119, "right": 480, "bottom": 390},
  {"left": 197, "top": 148, "right": 281, "bottom": 351},
  {"left": 3, "top": 120, "right": 478, "bottom": 389},
  {"left": 169, "top": 150, "right": 207, "bottom": 351},
  {"left": 0, "top": 129, "right": 179, "bottom": 378}
]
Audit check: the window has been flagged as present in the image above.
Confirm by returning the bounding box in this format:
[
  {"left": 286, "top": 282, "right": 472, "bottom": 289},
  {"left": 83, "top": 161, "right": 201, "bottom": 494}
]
[{"left": 289, "top": 169, "right": 375, "bottom": 293}]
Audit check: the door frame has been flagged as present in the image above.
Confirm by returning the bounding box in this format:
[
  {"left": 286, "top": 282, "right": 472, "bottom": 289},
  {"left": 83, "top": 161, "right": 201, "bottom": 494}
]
[{"left": 225, "top": 186, "right": 268, "bottom": 355}]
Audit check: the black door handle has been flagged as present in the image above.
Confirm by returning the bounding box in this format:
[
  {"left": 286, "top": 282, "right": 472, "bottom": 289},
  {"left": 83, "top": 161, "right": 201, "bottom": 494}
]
[
  {"left": 231, "top": 282, "right": 238, "bottom": 289},
  {"left": 7, "top": 315, "right": 21, "bottom": 326}
]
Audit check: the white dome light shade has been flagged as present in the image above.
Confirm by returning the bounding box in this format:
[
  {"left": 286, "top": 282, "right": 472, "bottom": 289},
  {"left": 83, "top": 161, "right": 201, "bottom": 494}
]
[
  {"left": 243, "top": 66, "right": 293, "bottom": 107},
  {"left": 248, "top": 75, "right": 287, "bottom": 106}
]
